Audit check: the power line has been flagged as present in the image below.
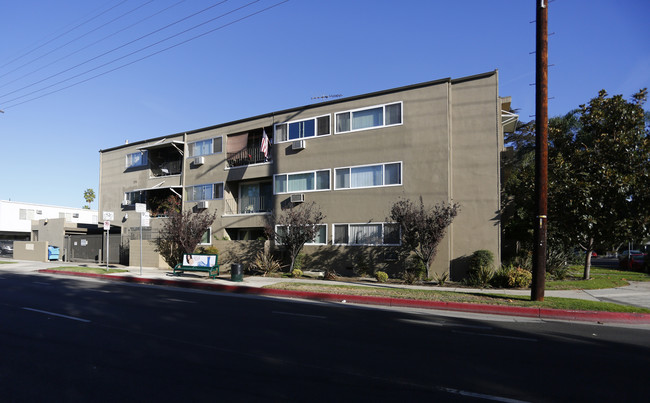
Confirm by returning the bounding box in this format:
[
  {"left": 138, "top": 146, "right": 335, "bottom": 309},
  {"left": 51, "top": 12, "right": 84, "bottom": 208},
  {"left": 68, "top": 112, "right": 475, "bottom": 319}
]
[
  {"left": 0, "top": 0, "right": 169, "bottom": 90},
  {"left": 0, "top": 0, "right": 231, "bottom": 102},
  {"left": 0, "top": 0, "right": 129, "bottom": 71},
  {"left": 1, "top": 0, "right": 289, "bottom": 110}
]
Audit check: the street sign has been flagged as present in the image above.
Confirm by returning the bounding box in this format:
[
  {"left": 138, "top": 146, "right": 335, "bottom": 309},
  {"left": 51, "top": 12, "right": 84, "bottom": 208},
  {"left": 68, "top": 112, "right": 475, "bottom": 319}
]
[
  {"left": 135, "top": 203, "right": 146, "bottom": 213},
  {"left": 102, "top": 211, "right": 114, "bottom": 221},
  {"left": 104, "top": 221, "right": 110, "bottom": 231},
  {"left": 141, "top": 212, "right": 150, "bottom": 227}
]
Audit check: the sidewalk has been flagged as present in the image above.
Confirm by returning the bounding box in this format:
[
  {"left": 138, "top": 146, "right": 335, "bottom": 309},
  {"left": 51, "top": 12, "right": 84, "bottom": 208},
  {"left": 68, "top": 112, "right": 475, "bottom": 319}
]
[{"left": 3, "top": 258, "right": 650, "bottom": 324}]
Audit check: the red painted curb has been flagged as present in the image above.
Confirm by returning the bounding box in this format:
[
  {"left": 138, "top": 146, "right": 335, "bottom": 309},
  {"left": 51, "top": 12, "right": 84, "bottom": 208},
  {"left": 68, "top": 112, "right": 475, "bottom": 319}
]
[{"left": 38, "top": 270, "right": 650, "bottom": 324}]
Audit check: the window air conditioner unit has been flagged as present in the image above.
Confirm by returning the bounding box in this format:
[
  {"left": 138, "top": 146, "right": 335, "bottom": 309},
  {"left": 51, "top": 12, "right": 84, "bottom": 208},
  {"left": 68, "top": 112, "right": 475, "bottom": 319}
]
[
  {"left": 194, "top": 156, "right": 205, "bottom": 166},
  {"left": 291, "top": 194, "right": 305, "bottom": 203},
  {"left": 197, "top": 201, "right": 209, "bottom": 209},
  {"left": 292, "top": 140, "right": 306, "bottom": 150},
  {"left": 121, "top": 200, "right": 130, "bottom": 207}
]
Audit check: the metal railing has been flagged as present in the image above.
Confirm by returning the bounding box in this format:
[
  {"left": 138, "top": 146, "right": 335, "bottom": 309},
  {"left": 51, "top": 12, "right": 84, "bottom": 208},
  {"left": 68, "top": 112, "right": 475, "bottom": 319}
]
[
  {"left": 227, "top": 146, "right": 270, "bottom": 168},
  {"left": 151, "top": 160, "right": 182, "bottom": 177},
  {"left": 224, "top": 195, "right": 272, "bottom": 215}
]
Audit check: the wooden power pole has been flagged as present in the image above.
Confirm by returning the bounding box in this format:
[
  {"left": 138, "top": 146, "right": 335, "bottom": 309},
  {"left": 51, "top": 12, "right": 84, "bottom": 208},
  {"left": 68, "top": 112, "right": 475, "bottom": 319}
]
[{"left": 531, "top": 0, "right": 548, "bottom": 301}]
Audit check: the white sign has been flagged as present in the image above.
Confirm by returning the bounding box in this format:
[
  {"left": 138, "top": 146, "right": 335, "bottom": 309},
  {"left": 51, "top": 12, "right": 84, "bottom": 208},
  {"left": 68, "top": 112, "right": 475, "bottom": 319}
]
[
  {"left": 104, "top": 221, "right": 111, "bottom": 231},
  {"left": 141, "top": 212, "right": 150, "bottom": 227},
  {"left": 103, "top": 211, "right": 114, "bottom": 221},
  {"left": 135, "top": 203, "right": 146, "bottom": 213},
  {"left": 81, "top": 239, "right": 88, "bottom": 246}
]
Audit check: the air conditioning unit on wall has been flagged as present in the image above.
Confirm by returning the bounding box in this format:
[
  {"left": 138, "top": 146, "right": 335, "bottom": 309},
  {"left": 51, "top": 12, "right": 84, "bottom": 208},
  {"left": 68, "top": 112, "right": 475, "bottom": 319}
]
[
  {"left": 194, "top": 156, "right": 205, "bottom": 166},
  {"left": 291, "top": 194, "right": 305, "bottom": 203},
  {"left": 197, "top": 201, "right": 209, "bottom": 209},
  {"left": 292, "top": 140, "right": 306, "bottom": 150}
]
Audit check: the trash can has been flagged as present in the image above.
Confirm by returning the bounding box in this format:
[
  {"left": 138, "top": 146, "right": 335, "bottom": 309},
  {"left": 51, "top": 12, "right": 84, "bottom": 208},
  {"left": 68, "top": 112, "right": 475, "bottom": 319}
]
[
  {"left": 231, "top": 263, "right": 243, "bottom": 282},
  {"left": 48, "top": 246, "right": 60, "bottom": 261}
]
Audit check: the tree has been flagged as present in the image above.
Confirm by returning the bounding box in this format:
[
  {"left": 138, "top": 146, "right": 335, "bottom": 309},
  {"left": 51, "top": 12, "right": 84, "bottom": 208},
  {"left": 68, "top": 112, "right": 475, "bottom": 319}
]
[
  {"left": 83, "top": 188, "right": 96, "bottom": 209},
  {"left": 266, "top": 202, "right": 324, "bottom": 272},
  {"left": 503, "top": 89, "right": 650, "bottom": 279},
  {"left": 551, "top": 89, "right": 650, "bottom": 278},
  {"left": 153, "top": 197, "right": 217, "bottom": 268},
  {"left": 389, "top": 197, "right": 460, "bottom": 279}
]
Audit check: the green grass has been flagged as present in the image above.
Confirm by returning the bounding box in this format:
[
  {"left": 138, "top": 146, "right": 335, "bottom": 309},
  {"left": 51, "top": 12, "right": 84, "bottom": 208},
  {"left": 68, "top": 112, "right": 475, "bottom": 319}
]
[
  {"left": 48, "top": 266, "right": 129, "bottom": 274},
  {"left": 264, "top": 282, "right": 650, "bottom": 313},
  {"left": 0, "top": 261, "right": 17, "bottom": 264},
  {"left": 546, "top": 266, "right": 650, "bottom": 290}
]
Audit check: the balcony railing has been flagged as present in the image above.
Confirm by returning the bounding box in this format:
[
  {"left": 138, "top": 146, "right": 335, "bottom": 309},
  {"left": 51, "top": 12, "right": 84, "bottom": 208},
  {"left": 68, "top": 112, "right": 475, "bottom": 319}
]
[
  {"left": 227, "top": 146, "right": 270, "bottom": 168},
  {"left": 151, "top": 160, "right": 182, "bottom": 177},
  {"left": 224, "top": 195, "right": 272, "bottom": 215}
]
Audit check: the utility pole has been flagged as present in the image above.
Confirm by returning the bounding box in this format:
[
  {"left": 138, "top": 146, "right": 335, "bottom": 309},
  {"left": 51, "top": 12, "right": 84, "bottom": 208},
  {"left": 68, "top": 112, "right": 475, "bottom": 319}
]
[{"left": 531, "top": 0, "right": 548, "bottom": 301}]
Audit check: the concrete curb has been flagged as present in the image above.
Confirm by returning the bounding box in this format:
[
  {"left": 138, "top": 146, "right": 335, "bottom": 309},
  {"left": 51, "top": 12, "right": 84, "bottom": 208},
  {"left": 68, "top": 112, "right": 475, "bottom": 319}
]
[{"left": 38, "top": 269, "right": 650, "bottom": 324}]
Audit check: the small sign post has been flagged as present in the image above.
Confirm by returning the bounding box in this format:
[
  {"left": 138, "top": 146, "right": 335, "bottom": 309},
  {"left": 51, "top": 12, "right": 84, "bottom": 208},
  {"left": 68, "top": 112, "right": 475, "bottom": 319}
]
[
  {"left": 135, "top": 204, "right": 146, "bottom": 275},
  {"left": 102, "top": 212, "right": 114, "bottom": 270}
]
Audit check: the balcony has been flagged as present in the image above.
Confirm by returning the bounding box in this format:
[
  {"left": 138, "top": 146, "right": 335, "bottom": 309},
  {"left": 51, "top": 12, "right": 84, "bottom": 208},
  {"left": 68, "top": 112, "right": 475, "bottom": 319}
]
[
  {"left": 224, "top": 195, "right": 272, "bottom": 215},
  {"left": 151, "top": 160, "right": 182, "bottom": 177},
  {"left": 227, "top": 146, "right": 270, "bottom": 168}
]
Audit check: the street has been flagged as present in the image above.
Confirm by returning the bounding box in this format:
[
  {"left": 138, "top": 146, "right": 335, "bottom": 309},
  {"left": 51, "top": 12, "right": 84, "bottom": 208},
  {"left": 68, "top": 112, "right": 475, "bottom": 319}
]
[{"left": 1, "top": 271, "right": 649, "bottom": 402}]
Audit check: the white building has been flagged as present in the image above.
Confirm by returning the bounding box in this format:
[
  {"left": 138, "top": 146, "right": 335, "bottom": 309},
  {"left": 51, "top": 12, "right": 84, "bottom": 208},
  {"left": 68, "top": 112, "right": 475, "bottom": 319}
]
[{"left": 0, "top": 200, "right": 98, "bottom": 240}]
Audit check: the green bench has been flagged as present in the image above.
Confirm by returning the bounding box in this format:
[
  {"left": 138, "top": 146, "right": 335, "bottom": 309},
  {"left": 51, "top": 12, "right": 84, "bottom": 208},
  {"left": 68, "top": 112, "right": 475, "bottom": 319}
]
[{"left": 173, "top": 254, "right": 219, "bottom": 279}]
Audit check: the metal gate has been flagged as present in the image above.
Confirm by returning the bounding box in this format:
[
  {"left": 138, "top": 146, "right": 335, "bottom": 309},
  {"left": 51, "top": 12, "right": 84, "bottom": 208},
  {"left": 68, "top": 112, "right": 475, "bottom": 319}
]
[{"left": 67, "top": 234, "right": 121, "bottom": 263}]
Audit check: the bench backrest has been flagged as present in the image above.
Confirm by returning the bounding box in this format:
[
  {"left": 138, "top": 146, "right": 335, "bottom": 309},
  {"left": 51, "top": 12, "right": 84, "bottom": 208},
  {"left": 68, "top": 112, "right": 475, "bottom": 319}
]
[{"left": 181, "top": 254, "right": 218, "bottom": 268}]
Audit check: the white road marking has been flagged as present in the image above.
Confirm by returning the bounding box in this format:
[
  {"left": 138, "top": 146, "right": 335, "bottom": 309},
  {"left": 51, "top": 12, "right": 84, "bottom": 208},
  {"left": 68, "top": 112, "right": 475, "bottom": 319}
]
[
  {"left": 272, "top": 311, "right": 327, "bottom": 319},
  {"left": 167, "top": 298, "right": 196, "bottom": 303},
  {"left": 22, "top": 307, "right": 91, "bottom": 323},
  {"left": 452, "top": 330, "right": 538, "bottom": 342}
]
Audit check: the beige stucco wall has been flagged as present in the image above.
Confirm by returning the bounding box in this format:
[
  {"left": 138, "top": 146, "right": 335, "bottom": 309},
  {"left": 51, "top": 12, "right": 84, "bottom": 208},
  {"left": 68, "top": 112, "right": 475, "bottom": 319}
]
[
  {"left": 99, "top": 72, "right": 504, "bottom": 279},
  {"left": 14, "top": 241, "right": 49, "bottom": 262}
]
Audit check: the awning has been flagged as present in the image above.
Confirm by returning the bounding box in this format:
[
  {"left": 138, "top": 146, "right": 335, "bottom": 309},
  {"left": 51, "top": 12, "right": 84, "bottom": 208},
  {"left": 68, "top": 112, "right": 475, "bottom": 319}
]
[
  {"left": 137, "top": 139, "right": 185, "bottom": 155},
  {"left": 501, "top": 110, "right": 519, "bottom": 134}
]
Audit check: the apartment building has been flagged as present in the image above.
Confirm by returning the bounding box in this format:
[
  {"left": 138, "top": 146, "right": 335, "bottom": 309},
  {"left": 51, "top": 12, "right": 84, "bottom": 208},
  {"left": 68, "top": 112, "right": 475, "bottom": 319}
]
[{"left": 99, "top": 71, "right": 516, "bottom": 279}]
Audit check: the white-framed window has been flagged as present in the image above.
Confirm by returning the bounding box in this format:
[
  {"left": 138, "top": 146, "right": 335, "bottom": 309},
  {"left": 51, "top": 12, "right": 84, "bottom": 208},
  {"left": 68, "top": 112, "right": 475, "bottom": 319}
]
[
  {"left": 334, "top": 162, "right": 402, "bottom": 190},
  {"left": 189, "top": 137, "right": 222, "bottom": 157},
  {"left": 186, "top": 183, "right": 224, "bottom": 201},
  {"left": 333, "top": 223, "right": 400, "bottom": 246},
  {"left": 274, "top": 169, "right": 331, "bottom": 194},
  {"left": 275, "top": 224, "right": 327, "bottom": 245},
  {"left": 199, "top": 228, "right": 212, "bottom": 245},
  {"left": 126, "top": 150, "right": 148, "bottom": 168},
  {"left": 335, "top": 102, "right": 402, "bottom": 134},
  {"left": 124, "top": 191, "right": 145, "bottom": 205},
  {"left": 274, "top": 115, "right": 331, "bottom": 143}
]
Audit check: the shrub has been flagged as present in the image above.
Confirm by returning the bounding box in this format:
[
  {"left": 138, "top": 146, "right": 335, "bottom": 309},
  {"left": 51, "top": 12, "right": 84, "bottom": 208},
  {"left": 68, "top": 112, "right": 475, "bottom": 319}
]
[
  {"left": 432, "top": 271, "right": 449, "bottom": 286},
  {"left": 470, "top": 250, "right": 494, "bottom": 272},
  {"left": 375, "top": 271, "right": 388, "bottom": 283},
  {"left": 291, "top": 268, "right": 303, "bottom": 278},
  {"left": 194, "top": 245, "right": 219, "bottom": 255},
  {"left": 249, "top": 250, "right": 282, "bottom": 276},
  {"left": 466, "top": 250, "right": 495, "bottom": 287},
  {"left": 401, "top": 256, "right": 426, "bottom": 284},
  {"left": 292, "top": 252, "right": 305, "bottom": 272},
  {"left": 491, "top": 264, "right": 532, "bottom": 288}
]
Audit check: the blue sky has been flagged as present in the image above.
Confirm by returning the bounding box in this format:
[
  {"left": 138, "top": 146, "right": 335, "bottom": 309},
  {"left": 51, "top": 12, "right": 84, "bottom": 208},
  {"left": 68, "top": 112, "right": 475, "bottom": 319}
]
[{"left": 1, "top": 0, "right": 648, "bottom": 210}]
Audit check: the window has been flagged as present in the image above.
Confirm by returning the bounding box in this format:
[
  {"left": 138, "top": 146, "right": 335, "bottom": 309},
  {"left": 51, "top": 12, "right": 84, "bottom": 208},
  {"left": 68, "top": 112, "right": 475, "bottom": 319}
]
[
  {"left": 335, "top": 102, "right": 402, "bottom": 133},
  {"left": 187, "top": 183, "right": 224, "bottom": 201},
  {"left": 333, "top": 223, "right": 400, "bottom": 246},
  {"left": 274, "top": 115, "right": 330, "bottom": 142},
  {"left": 126, "top": 151, "right": 148, "bottom": 168},
  {"left": 189, "top": 137, "right": 222, "bottom": 157},
  {"left": 274, "top": 170, "right": 330, "bottom": 194},
  {"left": 199, "top": 228, "right": 212, "bottom": 245},
  {"left": 19, "top": 209, "right": 35, "bottom": 220},
  {"left": 124, "top": 191, "right": 145, "bottom": 205},
  {"left": 275, "top": 224, "right": 327, "bottom": 245},
  {"left": 334, "top": 162, "right": 401, "bottom": 189}
]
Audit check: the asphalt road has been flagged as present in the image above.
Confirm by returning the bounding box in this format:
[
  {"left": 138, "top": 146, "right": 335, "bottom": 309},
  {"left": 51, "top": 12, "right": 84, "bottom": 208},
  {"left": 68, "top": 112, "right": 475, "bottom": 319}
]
[{"left": 1, "top": 271, "right": 649, "bottom": 402}]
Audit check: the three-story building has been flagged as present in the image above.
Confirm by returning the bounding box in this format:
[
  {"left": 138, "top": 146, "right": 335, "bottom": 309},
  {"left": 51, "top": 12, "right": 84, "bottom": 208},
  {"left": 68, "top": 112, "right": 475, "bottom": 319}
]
[{"left": 99, "top": 71, "right": 516, "bottom": 279}]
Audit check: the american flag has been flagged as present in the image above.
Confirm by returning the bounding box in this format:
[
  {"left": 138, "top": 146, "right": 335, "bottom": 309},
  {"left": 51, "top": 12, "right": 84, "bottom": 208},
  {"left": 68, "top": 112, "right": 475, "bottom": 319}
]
[{"left": 261, "top": 129, "right": 270, "bottom": 158}]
